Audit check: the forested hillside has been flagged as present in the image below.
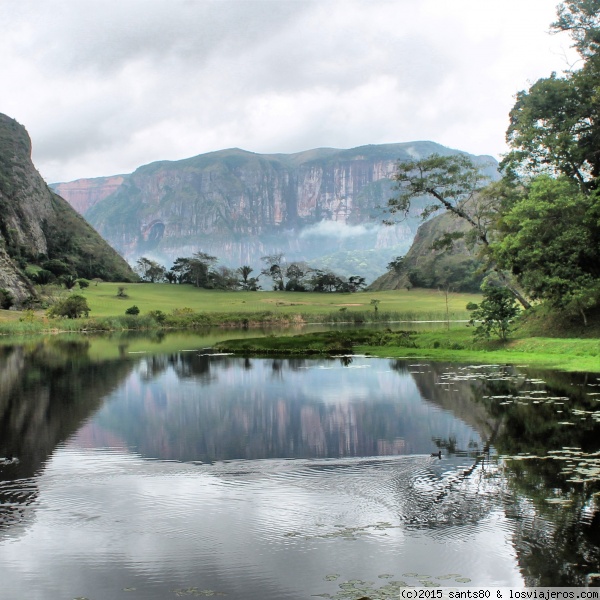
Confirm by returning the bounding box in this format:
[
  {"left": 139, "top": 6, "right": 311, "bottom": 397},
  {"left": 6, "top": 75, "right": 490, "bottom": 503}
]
[{"left": 0, "top": 113, "right": 136, "bottom": 304}]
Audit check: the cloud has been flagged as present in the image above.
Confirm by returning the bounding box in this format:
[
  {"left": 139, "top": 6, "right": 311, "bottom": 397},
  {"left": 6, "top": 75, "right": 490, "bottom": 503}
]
[
  {"left": 0, "top": 0, "right": 578, "bottom": 182},
  {"left": 299, "top": 220, "right": 375, "bottom": 240}
]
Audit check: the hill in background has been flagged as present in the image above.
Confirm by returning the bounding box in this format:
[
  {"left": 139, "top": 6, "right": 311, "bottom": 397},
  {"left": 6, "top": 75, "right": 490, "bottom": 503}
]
[
  {"left": 52, "top": 142, "right": 496, "bottom": 283},
  {"left": 0, "top": 113, "right": 135, "bottom": 303}
]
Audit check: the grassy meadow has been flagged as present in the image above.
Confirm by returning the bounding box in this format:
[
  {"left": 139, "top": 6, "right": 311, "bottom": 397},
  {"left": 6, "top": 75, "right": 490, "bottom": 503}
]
[
  {"left": 76, "top": 283, "right": 481, "bottom": 320},
  {"left": 0, "top": 283, "right": 597, "bottom": 373}
]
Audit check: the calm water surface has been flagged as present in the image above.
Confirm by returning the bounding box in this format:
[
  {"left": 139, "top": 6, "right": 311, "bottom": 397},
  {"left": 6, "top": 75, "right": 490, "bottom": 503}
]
[{"left": 0, "top": 332, "right": 599, "bottom": 599}]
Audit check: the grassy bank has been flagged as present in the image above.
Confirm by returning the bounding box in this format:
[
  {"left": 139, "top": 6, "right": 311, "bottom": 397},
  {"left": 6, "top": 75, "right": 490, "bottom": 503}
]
[
  {"left": 215, "top": 327, "right": 600, "bottom": 373},
  {"left": 0, "top": 286, "right": 481, "bottom": 334}
]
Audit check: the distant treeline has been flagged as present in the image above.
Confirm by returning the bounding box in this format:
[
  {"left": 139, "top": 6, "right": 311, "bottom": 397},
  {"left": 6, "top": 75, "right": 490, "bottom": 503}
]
[{"left": 134, "top": 252, "right": 367, "bottom": 293}]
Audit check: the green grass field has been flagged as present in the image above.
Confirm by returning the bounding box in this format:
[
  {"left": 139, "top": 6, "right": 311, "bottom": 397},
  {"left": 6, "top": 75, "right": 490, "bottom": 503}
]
[{"left": 71, "top": 283, "right": 482, "bottom": 320}]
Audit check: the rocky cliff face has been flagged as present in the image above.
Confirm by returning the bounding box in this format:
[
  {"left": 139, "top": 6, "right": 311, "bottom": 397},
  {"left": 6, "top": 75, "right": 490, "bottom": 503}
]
[
  {"left": 51, "top": 175, "right": 125, "bottom": 214},
  {"left": 0, "top": 113, "right": 135, "bottom": 302},
  {"left": 53, "top": 142, "right": 496, "bottom": 281}
]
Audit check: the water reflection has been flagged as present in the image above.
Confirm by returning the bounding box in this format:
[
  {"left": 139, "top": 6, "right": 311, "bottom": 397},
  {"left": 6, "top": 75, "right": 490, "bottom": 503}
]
[
  {"left": 74, "top": 354, "right": 484, "bottom": 463},
  {"left": 0, "top": 339, "right": 134, "bottom": 534},
  {"left": 0, "top": 338, "right": 599, "bottom": 596}
]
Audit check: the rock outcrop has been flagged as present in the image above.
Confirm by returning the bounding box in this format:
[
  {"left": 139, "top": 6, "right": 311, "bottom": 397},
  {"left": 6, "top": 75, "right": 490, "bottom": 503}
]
[
  {"left": 53, "top": 142, "right": 496, "bottom": 281},
  {"left": 0, "top": 113, "right": 135, "bottom": 302}
]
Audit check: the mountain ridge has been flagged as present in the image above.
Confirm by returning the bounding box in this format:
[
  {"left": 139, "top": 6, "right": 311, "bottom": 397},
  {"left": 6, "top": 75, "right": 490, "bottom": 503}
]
[{"left": 51, "top": 142, "right": 497, "bottom": 282}]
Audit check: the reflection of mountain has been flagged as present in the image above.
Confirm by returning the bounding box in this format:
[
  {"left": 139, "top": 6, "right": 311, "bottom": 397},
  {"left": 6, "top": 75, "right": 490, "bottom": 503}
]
[
  {"left": 82, "top": 355, "right": 484, "bottom": 463},
  {"left": 0, "top": 340, "right": 134, "bottom": 533}
]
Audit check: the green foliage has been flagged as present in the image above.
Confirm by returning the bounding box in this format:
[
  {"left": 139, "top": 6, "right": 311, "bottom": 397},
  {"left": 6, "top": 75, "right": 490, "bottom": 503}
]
[
  {"left": 386, "top": 153, "right": 493, "bottom": 235},
  {"left": 32, "top": 269, "right": 55, "bottom": 285},
  {"left": 125, "top": 305, "right": 140, "bottom": 315},
  {"left": 77, "top": 278, "right": 90, "bottom": 290},
  {"left": 147, "top": 309, "right": 166, "bottom": 324},
  {"left": 47, "top": 294, "right": 91, "bottom": 319},
  {"left": 42, "top": 259, "right": 74, "bottom": 277},
  {"left": 42, "top": 193, "right": 136, "bottom": 282},
  {"left": 135, "top": 257, "right": 166, "bottom": 283},
  {"left": 502, "top": 71, "right": 600, "bottom": 189},
  {"left": 552, "top": 0, "right": 600, "bottom": 58},
  {"left": 493, "top": 176, "right": 600, "bottom": 323},
  {"left": 117, "top": 286, "right": 128, "bottom": 298},
  {"left": 0, "top": 288, "right": 14, "bottom": 309},
  {"left": 467, "top": 285, "right": 520, "bottom": 341},
  {"left": 59, "top": 274, "right": 78, "bottom": 289}
]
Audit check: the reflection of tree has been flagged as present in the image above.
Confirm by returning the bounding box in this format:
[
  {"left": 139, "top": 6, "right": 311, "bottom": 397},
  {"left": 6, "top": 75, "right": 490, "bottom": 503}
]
[
  {"left": 0, "top": 340, "right": 134, "bottom": 535},
  {"left": 94, "top": 357, "right": 483, "bottom": 463},
  {"left": 461, "top": 364, "right": 600, "bottom": 586}
]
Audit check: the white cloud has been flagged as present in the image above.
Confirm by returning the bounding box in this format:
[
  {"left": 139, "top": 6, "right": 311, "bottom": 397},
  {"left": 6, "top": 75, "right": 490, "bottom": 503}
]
[{"left": 0, "top": 0, "right": 578, "bottom": 182}]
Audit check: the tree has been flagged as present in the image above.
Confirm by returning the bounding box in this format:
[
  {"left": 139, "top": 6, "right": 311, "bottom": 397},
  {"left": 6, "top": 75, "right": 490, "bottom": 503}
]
[
  {"left": 125, "top": 305, "right": 140, "bottom": 315},
  {"left": 60, "top": 274, "right": 78, "bottom": 289},
  {"left": 285, "top": 263, "right": 309, "bottom": 291},
  {"left": 261, "top": 253, "right": 286, "bottom": 290},
  {"left": 501, "top": 71, "right": 600, "bottom": 191},
  {"left": 501, "top": 1, "right": 600, "bottom": 190},
  {"left": 385, "top": 154, "right": 531, "bottom": 308},
  {"left": 211, "top": 266, "right": 239, "bottom": 290},
  {"left": 169, "top": 253, "right": 218, "bottom": 287},
  {"left": 237, "top": 265, "right": 261, "bottom": 291},
  {"left": 387, "top": 256, "right": 405, "bottom": 273},
  {"left": 467, "top": 285, "right": 519, "bottom": 341},
  {"left": 493, "top": 176, "right": 600, "bottom": 324},
  {"left": 553, "top": 0, "right": 600, "bottom": 58},
  {"left": 47, "top": 295, "right": 90, "bottom": 319},
  {"left": 32, "top": 269, "right": 55, "bottom": 285},
  {"left": 42, "top": 259, "right": 75, "bottom": 278},
  {"left": 135, "top": 257, "right": 166, "bottom": 283},
  {"left": 346, "top": 276, "right": 366, "bottom": 293}
]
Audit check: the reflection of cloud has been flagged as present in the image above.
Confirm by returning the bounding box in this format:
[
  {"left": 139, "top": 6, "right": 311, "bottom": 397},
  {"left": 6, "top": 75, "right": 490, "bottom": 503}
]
[
  {"left": 299, "top": 220, "right": 376, "bottom": 240},
  {"left": 0, "top": 448, "right": 524, "bottom": 599}
]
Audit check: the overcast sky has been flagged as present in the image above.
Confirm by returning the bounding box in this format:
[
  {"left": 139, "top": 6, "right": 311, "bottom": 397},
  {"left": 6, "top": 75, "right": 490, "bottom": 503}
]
[{"left": 1, "top": 0, "right": 579, "bottom": 183}]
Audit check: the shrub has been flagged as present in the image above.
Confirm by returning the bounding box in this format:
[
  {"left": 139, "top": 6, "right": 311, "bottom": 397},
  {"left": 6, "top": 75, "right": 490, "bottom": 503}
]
[
  {"left": 468, "top": 285, "right": 519, "bottom": 341},
  {"left": 0, "top": 288, "right": 14, "bottom": 309},
  {"left": 125, "top": 305, "right": 140, "bottom": 315},
  {"left": 148, "top": 309, "right": 166, "bottom": 324},
  {"left": 47, "top": 294, "right": 91, "bottom": 319},
  {"left": 77, "top": 278, "right": 90, "bottom": 290}
]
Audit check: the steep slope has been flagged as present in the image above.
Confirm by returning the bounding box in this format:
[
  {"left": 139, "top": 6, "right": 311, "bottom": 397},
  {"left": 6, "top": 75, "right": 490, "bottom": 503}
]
[
  {"left": 0, "top": 113, "right": 135, "bottom": 302},
  {"left": 368, "top": 211, "right": 485, "bottom": 292},
  {"left": 53, "top": 142, "right": 496, "bottom": 282}
]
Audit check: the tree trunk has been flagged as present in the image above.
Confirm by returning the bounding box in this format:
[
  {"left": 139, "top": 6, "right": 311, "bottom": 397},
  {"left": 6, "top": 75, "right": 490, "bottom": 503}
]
[{"left": 496, "top": 270, "right": 531, "bottom": 309}]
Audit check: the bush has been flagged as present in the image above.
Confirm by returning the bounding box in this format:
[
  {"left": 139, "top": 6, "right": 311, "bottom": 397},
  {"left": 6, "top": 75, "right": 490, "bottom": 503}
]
[
  {"left": 47, "top": 294, "right": 91, "bottom": 319},
  {"left": 468, "top": 285, "right": 519, "bottom": 341},
  {"left": 148, "top": 309, "right": 166, "bottom": 324},
  {"left": 125, "top": 305, "right": 140, "bottom": 315},
  {"left": 0, "top": 288, "right": 14, "bottom": 309},
  {"left": 77, "top": 278, "right": 90, "bottom": 290}
]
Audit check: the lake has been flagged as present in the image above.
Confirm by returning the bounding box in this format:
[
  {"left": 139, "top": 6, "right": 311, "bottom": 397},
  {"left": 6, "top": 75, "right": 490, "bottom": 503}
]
[{"left": 0, "top": 331, "right": 599, "bottom": 599}]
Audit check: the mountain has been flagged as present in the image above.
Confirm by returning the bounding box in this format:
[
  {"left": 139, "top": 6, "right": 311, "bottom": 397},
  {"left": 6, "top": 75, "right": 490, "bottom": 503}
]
[
  {"left": 52, "top": 142, "right": 497, "bottom": 282},
  {"left": 368, "top": 210, "right": 485, "bottom": 292},
  {"left": 0, "top": 113, "right": 135, "bottom": 303}
]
